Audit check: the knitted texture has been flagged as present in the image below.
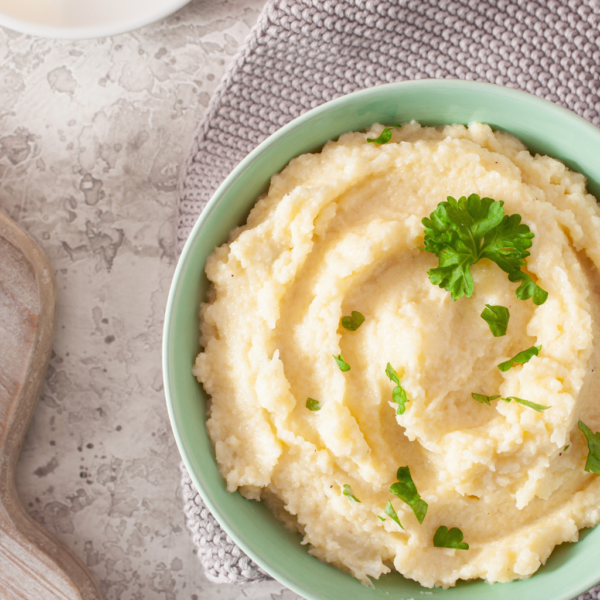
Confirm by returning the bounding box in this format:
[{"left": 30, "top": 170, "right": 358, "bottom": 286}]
[
  {"left": 180, "top": 465, "right": 270, "bottom": 583},
  {"left": 178, "top": 0, "right": 600, "bottom": 591}
]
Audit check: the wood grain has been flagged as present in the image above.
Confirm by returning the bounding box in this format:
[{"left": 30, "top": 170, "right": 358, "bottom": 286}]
[{"left": 0, "top": 210, "right": 101, "bottom": 600}]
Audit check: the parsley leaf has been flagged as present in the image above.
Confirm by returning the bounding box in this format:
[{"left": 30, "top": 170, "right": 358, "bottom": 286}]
[
  {"left": 473, "top": 393, "right": 549, "bottom": 412},
  {"left": 503, "top": 397, "right": 550, "bottom": 412},
  {"left": 377, "top": 515, "right": 386, "bottom": 521},
  {"left": 306, "top": 398, "right": 322, "bottom": 411},
  {"left": 422, "top": 194, "right": 547, "bottom": 303},
  {"left": 385, "top": 363, "right": 400, "bottom": 385},
  {"left": 480, "top": 304, "right": 509, "bottom": 337},
  {"left": 471, "top": 392, "right": 500, "bottom": 405},
  {"left": 367, "top": 125, "right": 402, "bottom": 145},
  {"left": 578, "top": 420, "right": 600, "bottom": 474},
  {"left": 392, "top": 386, "right": 408, "bottom": 415},
  {"left": 508, "top": 271, "right": 548, "bottom": 306},
  {"left": 390, "top": 466, "right": 428, "bottom": 524},
  {"left": 341, "top": 311, "right": 365, "bottom": 331},
  {"left": 433, "top": 526, "right": 469, "bottom": 550},
  {"left": 333, "top": 354, "right": 350, "bottom": 372},
  {"left": 498, "top": 345, "right": 541, "bottom": 372},
  {"left": 385, "top": 363, "right": 409, "bottom": 415},
  {"left": 342, "top": 484, "right": 361, "bottom": 503},
  {"left": 564, "top": 445, "right": 570, "bottom": 452},
  {"left": 384, "top": 500, "right": 404, "bottom": 529}
]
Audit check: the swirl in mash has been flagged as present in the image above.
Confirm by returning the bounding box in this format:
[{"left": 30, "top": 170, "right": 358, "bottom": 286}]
[{"left": 193, "top": 122, "right": 600, "bottom": 588}]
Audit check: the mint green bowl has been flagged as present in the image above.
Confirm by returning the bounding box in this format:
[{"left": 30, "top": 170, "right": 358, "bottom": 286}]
[{"left": 163, "top": 80, "right": 600, "bottom": 600}]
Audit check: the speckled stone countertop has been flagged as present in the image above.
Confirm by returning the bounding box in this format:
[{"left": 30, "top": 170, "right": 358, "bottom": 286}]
[{"left": 2, "top": 1, "right": 300, "bottom": 598}]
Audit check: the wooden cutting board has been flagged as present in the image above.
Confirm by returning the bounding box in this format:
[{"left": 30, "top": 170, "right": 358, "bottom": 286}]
[{"left": 0, "top": 210, "right": 101, "bottom": 600}]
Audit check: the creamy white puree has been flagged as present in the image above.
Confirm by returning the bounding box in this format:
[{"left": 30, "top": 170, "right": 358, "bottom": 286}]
[{"left": 193, "top": 122, "right": 600, "bottom": 588}]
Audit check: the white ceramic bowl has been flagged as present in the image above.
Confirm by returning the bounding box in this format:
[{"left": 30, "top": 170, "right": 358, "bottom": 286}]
[{"left": 0, "top": 0, "right": 190, "bottom": 39}]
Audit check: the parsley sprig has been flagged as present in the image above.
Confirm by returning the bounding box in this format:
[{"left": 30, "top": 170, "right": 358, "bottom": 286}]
[{"left": 422, "top": 194, "right": 548, "bottom": 303}]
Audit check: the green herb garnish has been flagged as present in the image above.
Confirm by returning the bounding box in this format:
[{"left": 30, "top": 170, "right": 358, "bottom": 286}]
[
  {"left": 473, "top": 393, "right": 549, "bottom": 412},
  {"left": 422, "top": 194, "right": 547, "bottom": 303},
  {"left": 341, "top": 311, "right": 365, "bottom": 331},
  {"left": 333, "top": 354, "right": 350, "bottom": 372},
  {"left": 480, "top": 304, "right": 509, "bottom": 337},
  {"left": 503, "top": 397, "right": 550, "bottom": 412},
  {"left": 579, "top": 420, "right": 600, "bottom": 473},
  {"left": 342, "top": 484, "right": 361, "bottom": 503},
  {"left": 471, "top": 393, "right": 500, "bottom": 405},
  {"left": 385, "top": 363, "right": 409, "bottom": 415},
  {"left": 433, "top": 526, "right": 469, "bottom": 550},
  {"left": 390, "top": 466, "right": 428, "bottom": 524},
  {"left": 508, "top": 270, "right": 548, "bottom": 305},
  {"left": 384, "top": 500, "right": 403, "bottom": 529},
  {"left": 498, "top": 345, "right": 541, "bottom": 372},
  {"left": 377, "top": 515, "right": 385, "bottom": 521},
  {"left": 385, "top": 363, "right": 400, "bottom": 385},
  {"left": 564, "top": 445, "right": 570, "bottom": 452},
  {"left": 367, "top": 125, "right": 402, "bottom": 145},
  {"left": 306, "top": 398, "right": 322, "bottom": 411}
]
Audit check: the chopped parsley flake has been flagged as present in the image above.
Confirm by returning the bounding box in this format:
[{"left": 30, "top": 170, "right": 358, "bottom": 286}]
[
  {"left": 433, "top": 526, "right": 469, "bottom": 550},
  {"left": 471, "top": 393, "right": 500, "bottom": 406},
  {"left": 503, "top": 397, "right": 550, "bottom": 412},
  {"left": 384, "top": 500, "right": 403, "bottom": 529},
  {"left": 342, "top": 484, "right": 361, "bottom": 503},
  {"left": 473, "top": 393, "right": 549, "bottom": 412},
  {"left": 480, "top": 304, "right": 509, "bottom": 337},
  {"left": 305, "top": 398, "right": 322, "bottom": 411},
  {"left": 367, "top": 125, "right": 402, "bottom": 145},
  {"left": 385, "top": 363, "right": 409, "bottom": 415},
  {"left": 390, "top": 466, "right": 428, "bottom": 524},
  {"left": 498, "top": 345, "right": 541, "bottom": 372},
  {"left": 341, "top": 311, "right": 365, "bottom": 331},
  {"left": 579, "top": 420, "right": 600, "bottom": 474},
  {"left": 333, "top": 354, "right": 350, "bottom": 372}
]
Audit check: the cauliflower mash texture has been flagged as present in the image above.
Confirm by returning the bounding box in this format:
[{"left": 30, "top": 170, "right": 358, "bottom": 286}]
[{"left": 193, "top": 122, "right": 600, "bottom": 588}]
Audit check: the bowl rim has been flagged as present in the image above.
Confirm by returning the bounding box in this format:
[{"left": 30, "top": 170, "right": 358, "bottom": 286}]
[
  {"left": 0, "top": 0, "right": 190, "bottom": 39},
  {"left": 163, "top": 78, "right": 600, "bottom": 599}
]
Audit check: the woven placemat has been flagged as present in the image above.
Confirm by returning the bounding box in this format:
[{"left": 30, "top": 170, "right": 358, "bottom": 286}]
[{"left": 177, "top": 0, "right": 600, "bottom": 593}]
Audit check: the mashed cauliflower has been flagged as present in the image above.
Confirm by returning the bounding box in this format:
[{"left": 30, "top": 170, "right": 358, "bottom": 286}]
[{"left": 193, "top": 122, "right": 600, "bottom": 588}]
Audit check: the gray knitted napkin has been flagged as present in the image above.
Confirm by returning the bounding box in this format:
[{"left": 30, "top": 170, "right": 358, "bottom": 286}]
[{"left": 177, "top": 0, "right": 600, "bottom": 592}]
